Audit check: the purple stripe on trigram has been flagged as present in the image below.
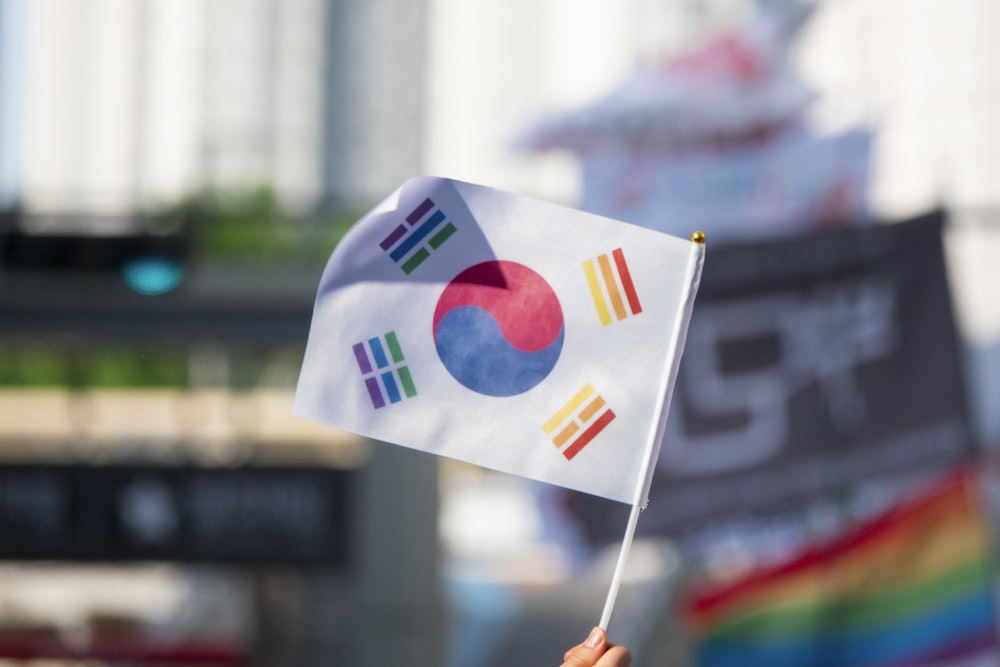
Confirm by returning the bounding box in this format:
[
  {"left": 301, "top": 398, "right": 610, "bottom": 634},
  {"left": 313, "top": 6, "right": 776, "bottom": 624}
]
[
  {"left": 406, "top": 198, "right": 435, "bottom": 225},
  {"left": 364, "top": 377, "right": 385, "bottom": 409},
  {"left": 352, "top": 342, "right": 373, "bottom": 374},
  {"left": 379, "top": 224, "right": 407, "bottom": 251}
]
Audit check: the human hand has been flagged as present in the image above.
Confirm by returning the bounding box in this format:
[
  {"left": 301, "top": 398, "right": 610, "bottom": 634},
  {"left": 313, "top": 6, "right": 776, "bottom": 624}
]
[{"left": 560, "top": 627, "right": 632, "bottom": 667}]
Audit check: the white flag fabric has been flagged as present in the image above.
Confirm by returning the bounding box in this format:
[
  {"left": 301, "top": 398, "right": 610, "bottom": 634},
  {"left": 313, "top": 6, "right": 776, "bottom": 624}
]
[{"left": 294, "top": 177, "right": 704, "bottom": 505}]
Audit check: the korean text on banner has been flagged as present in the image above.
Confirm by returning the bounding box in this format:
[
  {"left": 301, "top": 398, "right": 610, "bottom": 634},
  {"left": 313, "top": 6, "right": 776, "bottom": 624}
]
[{"left": 294, "top": 177, "right": 704, "bottom": 505}]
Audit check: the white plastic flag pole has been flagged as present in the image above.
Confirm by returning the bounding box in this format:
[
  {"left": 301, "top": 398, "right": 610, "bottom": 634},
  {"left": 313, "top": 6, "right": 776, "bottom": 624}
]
[
  {"left": 597, "top": 367, "right": 670, "bottom": 630},
  {"left": 598, "top": 500, "right": 643, "bottom": 630},
  {"left": 598, "top": 230, "right": 705, "bottom": 630}
]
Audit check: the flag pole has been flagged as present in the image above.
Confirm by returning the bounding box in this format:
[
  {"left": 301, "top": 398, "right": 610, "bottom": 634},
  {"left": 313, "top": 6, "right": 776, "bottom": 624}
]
[
  {"left": 598, "top": 500, "right": 642, "bottom": 630},
  {"left": 598, "top": 231, "right": 705, "bottom": 632}
]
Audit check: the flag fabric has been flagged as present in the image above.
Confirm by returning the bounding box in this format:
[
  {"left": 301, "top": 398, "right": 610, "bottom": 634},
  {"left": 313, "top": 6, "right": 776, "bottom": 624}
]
[
  {"left": 682, "top": 469, "right": 998, "bottom": 667},
  {"left": 294, "top": 177, "right": 704, "bottom": 505}
]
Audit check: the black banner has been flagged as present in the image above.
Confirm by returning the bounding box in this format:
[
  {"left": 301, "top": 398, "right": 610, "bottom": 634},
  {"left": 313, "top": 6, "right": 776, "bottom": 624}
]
[
  {"left": 579, "top": 211, "right": 974, "bottom": 540},
  {"left": 0, "top": 464, "right": 352, "bottom": 565}
]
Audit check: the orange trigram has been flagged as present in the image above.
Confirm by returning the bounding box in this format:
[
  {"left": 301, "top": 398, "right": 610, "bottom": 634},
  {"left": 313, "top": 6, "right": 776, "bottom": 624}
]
[
  {"left": 582, "top": 247, "right": 643, "bottom": 326},
  {"left": 542, "top": 384, "right": 617, "bottom": 460}
]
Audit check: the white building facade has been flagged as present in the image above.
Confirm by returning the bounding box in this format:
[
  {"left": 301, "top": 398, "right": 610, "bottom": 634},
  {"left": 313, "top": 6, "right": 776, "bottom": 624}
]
[{"left": 0, "top": 0, "right": 999, "bottom": 225}]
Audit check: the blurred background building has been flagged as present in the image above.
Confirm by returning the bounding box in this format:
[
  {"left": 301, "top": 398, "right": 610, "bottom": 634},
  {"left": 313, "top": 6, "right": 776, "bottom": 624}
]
[
  {"left": 5, "top": 0, "right": 1000, "bottom": 219},
  {"left": 0, "top": 0, "right": 998, "bottom": 666}
]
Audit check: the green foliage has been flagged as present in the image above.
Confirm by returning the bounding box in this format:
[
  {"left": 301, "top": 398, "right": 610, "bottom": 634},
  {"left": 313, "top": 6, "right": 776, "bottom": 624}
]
[
  {"left": 0, "top": 342, "right": 311, "bottom": 389},
  {"left": 0, "top": 344, "right": 189, "bottom": 388},
  {"left": 0, "top": 185, "right": 344, "bottom": 388},
  {"left": 0, "top": 343, "right": 72, "bottom": 386},
  {"left": 82, "top": 347, "right": 188, "bottom": 388},
  {"left": 157, "top": 185, "right": 359, "bottom": 267}
]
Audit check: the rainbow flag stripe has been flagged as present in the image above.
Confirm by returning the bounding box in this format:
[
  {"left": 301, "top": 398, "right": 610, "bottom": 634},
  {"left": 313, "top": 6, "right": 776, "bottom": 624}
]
[
  {"left": 352, "top": 331, "right": 417, "bottom": 409},
  {"left": 683, "top": 470, "right": 997, "bottom": 667},
  {"left": 379, "top": 198, "right": 457, "bottom": 274},
  {"left": 583, "top": 248, "right": 642, "bottom": 326},
  {"left": 542, "top": 384, "right": 616, "bottom": 460}
]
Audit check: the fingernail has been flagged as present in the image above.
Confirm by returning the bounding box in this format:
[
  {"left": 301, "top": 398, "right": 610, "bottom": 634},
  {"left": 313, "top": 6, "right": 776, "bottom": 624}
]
[{"left": 584, "top": 627, "right": 603, "bottom": 648}]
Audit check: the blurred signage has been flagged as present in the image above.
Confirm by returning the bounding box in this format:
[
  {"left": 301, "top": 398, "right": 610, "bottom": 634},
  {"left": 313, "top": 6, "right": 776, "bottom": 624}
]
[
  {"left": 0, "top": 230, "right": 190, "bottom": 295},
  {"left": 0, "top": 464, "right": 351, "bottom": 565},
  {"left": 579, "top": 129, "right": 871, "bottom": 240},
  {"left": 578, "top": 211, "right": 973, "bottom": 539},
  {"left": 0, "top": 230, "right": 189, "bottom": 273}
]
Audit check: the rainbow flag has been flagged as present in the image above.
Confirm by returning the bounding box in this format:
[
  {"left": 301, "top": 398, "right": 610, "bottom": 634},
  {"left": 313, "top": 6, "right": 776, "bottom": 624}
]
[{"left": 683, "top": 470, "right": 998, "bottom": 667}]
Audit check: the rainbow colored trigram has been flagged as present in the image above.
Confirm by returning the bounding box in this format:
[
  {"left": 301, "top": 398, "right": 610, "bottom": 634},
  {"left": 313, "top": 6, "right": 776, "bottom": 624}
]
[
  {"left": 352, "top": 331, "right": 417, "bottom": 409},
  {"left": 379, "top": 198, "right": 458, "bottom": 274},
  {"left": 542, "top": 384, "right": 617, "bottom": 460},
  {"left": 582, "top": 248, "right": 643, "bottom": 326}
]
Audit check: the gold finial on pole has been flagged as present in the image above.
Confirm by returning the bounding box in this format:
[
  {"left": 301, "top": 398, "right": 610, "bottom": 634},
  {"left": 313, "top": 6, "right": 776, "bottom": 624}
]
[{"left": 691, "top": 231, "right": 706, "bottom": 244}]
